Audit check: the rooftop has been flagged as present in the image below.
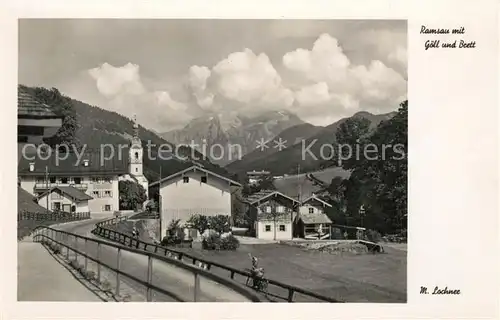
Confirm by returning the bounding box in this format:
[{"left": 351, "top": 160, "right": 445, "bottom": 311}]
[
  {"left": 18, "top": 187, "right": 48, "bottom": 214},
  {"left": 18, "top": 151, "right": 128, "bottom": 176},
  {"left": 150, "top": 165, "right": 241, "bottom": 188},
  {"left": 299, "top": 212, "right": 332, "bottom": 225},
  {"left": 39, "top": 186, "right": 93, "bottom": 202},
  {"left": 244, "top": 189, "right": 300, "bottom": 205},
  {"left": 18, "top": 86, "right": 62, "bottom": 120}
]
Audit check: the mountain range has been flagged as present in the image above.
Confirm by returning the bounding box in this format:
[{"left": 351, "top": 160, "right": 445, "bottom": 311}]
[
  {"left": 225, "top": 111, "right": 397, "bottom": 176},
  {"left": 160, "top": 110, "right": 303, "bottom": 166}
]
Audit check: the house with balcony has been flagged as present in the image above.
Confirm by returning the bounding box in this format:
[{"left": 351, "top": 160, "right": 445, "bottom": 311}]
[
  {"left": 295, "top": 194, "right": 333, "bottom": 239},
  {"left": 37, "top": 186, "right": 93, "bottom": 213},
  {"left": 243, "top": 190, "right": 300, "bottom": 241}
]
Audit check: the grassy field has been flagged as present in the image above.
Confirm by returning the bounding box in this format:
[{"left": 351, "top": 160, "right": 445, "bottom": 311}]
[
  {"left": 108, "top": 219, "right": 406, "bottom": 302},
  {"left": 176, "top": 242, "right": 407, "bottom": 302}
]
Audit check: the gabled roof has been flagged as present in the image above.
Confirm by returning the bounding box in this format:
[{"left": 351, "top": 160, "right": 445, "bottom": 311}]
[
  {"left": 244, "top": 189, "right": 300, "bottom": 206},
  {"left": 38, "top": 186, "right": 93, "bottom": 202},
  {"left": 18, "top": 86, "right": 62, "bottom": 120},
  {"left": 18, "top": 187, "right": 49, "bottom": 214},
  {"left": 299, "top": 212, "right": 332, "bottom": 224},
  {"left": 18, "top": 151, "right": 128, "bottom": 176},
  {"left": 301, "top": 194, "right": 332, "bottom": 207},
  {"left": 149, "top": 165, "right": 241, "bottom": 188}
]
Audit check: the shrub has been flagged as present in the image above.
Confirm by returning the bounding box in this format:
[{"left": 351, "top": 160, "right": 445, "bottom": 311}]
[
  {"left": 186, "top": 214, "right": 209, "bottom": 234},
  {"left": 160, "top": 219, "right": 185, "bottom": 246},
  {"left": 101, "top": 280, "right": 112, "bottom": 293},
  {"left": 220, "top": 234, "right": 240, "bottom": 251},
  {"left": 202, "top": 232, "right": 221, "bottom": 250},
  {"left": 201, "top": 232, "right": 239, "bottom": 251},
  {"left": 207, "top": 215, "right": 231, "bottom": 233}
]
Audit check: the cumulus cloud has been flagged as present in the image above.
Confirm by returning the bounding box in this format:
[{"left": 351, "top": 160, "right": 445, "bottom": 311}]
[
  {"left": 88, "top": 62, "right": 193, "bottom": 131},
  {"left": 188, "top": 65, "right": 214, "bottom": 109},
  {"left": 187, "top": 49, "right": 294, "bottom": 114},
  {"left": 212, "top": 49, "right": 294, "bottom": 108},
  {"left": 87, "top": 33, "right": 406, "bottom": 130},
  {"left": 388, "top": 46, "right": 407, "bottom": 67},
  {"left": 282, "top": 33, "right": 407, "bottom": 121},
  {"left": 88, "top": 62, "right": 145, "bottom": 97}
]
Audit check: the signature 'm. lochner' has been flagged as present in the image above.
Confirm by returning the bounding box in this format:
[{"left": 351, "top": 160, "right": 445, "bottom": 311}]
[{"left": 420, "top": 286, "right": 461, "bottom": 295}]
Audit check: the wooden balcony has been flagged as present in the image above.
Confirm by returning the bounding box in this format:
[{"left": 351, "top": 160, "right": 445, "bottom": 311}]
[{"left": 34, "top": 183, "right": 88, "bottom": 191}]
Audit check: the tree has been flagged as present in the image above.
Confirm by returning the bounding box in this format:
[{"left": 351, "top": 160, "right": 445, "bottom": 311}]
[
  {"left": 325, "top": 100, "right": 408, "bottom": 234},
  {"left": 335, "top": 117, "right": 371, "bottom": 170},
  {"left": 28, "top": 86, "right": 80, "bottom": 150},
  {"left": 119, "top": 180, "right": 147, "bottom": 210}
]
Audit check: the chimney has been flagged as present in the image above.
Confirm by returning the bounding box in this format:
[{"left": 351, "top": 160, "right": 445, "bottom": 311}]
[
  {"left": 29, "top": 162, "right": 35, "bottom": 172},
  {"left": 83, "top": 159, "right": 89, "bottom": 167}
]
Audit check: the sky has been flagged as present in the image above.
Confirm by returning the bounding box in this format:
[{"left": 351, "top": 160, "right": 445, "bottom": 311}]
[{"left": 19, "top": 19, "right": 407, "bottom": 132}]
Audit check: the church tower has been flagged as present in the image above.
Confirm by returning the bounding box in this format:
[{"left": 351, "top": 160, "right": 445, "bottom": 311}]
[{"left": 129, "top": 115, "right": 144, "bottom": 177}]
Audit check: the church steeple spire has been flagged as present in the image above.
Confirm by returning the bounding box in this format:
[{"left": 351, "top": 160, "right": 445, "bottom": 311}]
[{"left": 133, "top": 114, "right": 139, "bottom": 138}]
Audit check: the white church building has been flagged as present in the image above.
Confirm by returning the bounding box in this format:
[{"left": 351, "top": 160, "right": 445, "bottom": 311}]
[{"left": 18, "top": 115, "right": 149, "bottom": 214}]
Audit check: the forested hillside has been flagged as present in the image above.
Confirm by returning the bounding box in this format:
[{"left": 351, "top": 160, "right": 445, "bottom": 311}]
[
  {"left": 226, "top": 111, "right": 396, "bottom": 176},
  {"left": 325, "top": 101, "right": 408, "bottom": 235},
  {"left": 19, "top": 85, "right": 233, "bottom": 182}
]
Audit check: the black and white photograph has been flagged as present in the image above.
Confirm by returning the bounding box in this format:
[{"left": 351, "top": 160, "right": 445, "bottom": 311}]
[{"left": 15, "top": 18, "right": 409, "bottom": 303}]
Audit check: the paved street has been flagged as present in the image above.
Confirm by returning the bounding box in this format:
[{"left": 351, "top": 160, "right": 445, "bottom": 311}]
[
  {"left": 17, "top": 241, "right": 101, "bottom": 301},
  {"left": 55, "top": 218, "right": 254, "bottom": 302}
]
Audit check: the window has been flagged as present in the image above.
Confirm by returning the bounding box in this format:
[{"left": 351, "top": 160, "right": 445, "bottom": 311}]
[
  {"left": 279, "top": 225, "right": 286, "bottom": 232},
  {"left": 52, "top": 202, "right": 61, "bottom": 211},
  {"left": 74, "top": 177, "right": 82, "bottom": 184},
  {"left": 266, "top": 206, "right": 271, "bottom": 213},
  {"left": 183, "top": 176, "right": 189, "bottom": 183},
  {"left": 71, "top": 205, "right": 76, "bottom": 213},
  {"left": 92, "top": 191, "right": 100, "bottom": 198},
  {"left": 277, "top": 206, "right": 284, "bottom": 213},
  {"left": 104, "top": 205, "right": 111, "bottom": 211},
  {"left": 135, "top": 152, "right": 139, "bottom": 159},
  {"left": 49, "top": 177, "right": 56, "bottom": 183},
  {"left": 135, "top": 168, "right": 138, "bottom": 172},
  {"left": 18, "top": 136, "right": 28, "bottom": 143},
  {"left": 18, "top": 125, "right": 44, "bottom": 136},
  {"left": 309, "top": 207, "right": 314, "bottom": 214},
  {"left": 104, "top": 190, "right": 112, "bottom": 197},
  {"left": 265, "top": 225, "right": 271, "bottom": 232},
  {"left": 201, "top": 176, "right": 207, "bottom": 183},
  {"left": 61, "top": 177, "right": 68, "bottom": 184}
]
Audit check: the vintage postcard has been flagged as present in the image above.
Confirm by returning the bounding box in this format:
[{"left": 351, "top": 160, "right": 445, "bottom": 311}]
[{"left": 0, "top": 0, "right": 498, "bottom": 319}]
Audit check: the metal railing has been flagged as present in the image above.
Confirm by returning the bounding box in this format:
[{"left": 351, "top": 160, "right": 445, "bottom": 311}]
[
  {"left": 32, "top": 225, "right": 263, "bottom": 302},
  {"left": 93, "top": 217, "right": 343, "bottom": 303}
]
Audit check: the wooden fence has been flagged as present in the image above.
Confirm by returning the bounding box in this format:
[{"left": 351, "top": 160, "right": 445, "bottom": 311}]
[{"left": 93, "top": 216, "right": 343, "bottom": 303}]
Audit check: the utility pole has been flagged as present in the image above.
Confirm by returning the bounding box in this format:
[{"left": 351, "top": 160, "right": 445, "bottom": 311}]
[
  {"left": 45, "top": 166, "right": 49, "bottom": 214},
  {"left": 158, "top": 165, "right": 162, "bottom": 240},
  {"left": 294, "top": 163, "right": 301, "bottom": 239}
]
